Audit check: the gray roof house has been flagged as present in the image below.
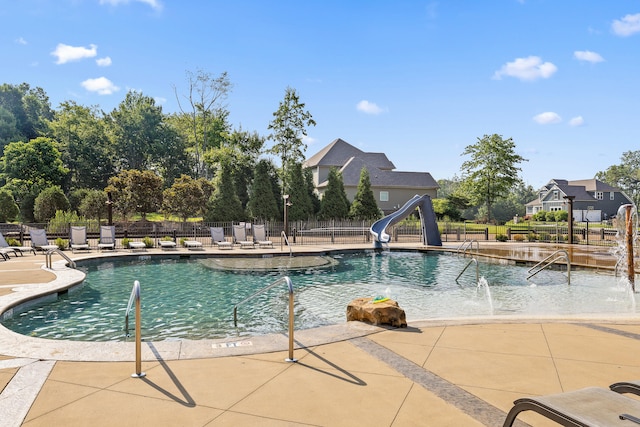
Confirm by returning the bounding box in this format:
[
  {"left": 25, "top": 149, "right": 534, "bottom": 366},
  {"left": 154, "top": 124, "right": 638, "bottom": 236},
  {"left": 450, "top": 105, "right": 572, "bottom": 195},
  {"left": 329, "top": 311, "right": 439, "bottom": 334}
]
[
  {"left": 303, "top": 138, "right": 439, "bottom": 214},
  {"left": 525, "top": 178, "right": 632, "bottom": 221}
]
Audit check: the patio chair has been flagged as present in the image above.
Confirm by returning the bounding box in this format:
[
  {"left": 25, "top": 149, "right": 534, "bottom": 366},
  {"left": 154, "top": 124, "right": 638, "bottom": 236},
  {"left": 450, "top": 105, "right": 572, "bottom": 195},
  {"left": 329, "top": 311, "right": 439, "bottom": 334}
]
[
  {"left": 127, "top": 240, "right": 146, "bottom": 252},
  {"left": 158, "top": 239, "right": 177, "bottom": 250},
  {"left": 69, "top": 226, "right": 91, "bottom": 253},
  {"left": 183, "top": 239, "right": 203, "bottom": 250},
  {"left": 611, "top": 380, "right": 640, "bottom": 395},
  {"left": 0, "top": 231, "right": 36, "bottom": 256},
  {"left": 233, "top": 224, "right": 254, "bottom": 249},
  {"left": 210, "top": 227, "right": 232, "bottom": 250},
  {"left": 98, "top": 226, "right": 116, "bottom": 251},
  {"left": 29, "top": 228, "right": 58, "bottom": 252},
  {"left": 252, "top": 224, "right": 273, "bottom": 248},
  {"left": 503, "top": 386, "right": 640, "bottom": 426}
]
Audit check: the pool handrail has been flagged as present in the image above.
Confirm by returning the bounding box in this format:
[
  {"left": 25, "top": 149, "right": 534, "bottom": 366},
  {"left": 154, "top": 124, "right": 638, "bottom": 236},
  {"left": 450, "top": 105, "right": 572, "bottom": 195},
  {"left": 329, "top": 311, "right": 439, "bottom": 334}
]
[
  {"left": 45, "top": 248, "right": 76, "bottom": 269},
  {"left": 455, "top": 258, "right": 479, "bottom": 284},
  {"left": 456, "top": 239, "right": 479, "bottom": 255},
  {"left": 125, "top": 280, "right": 145, "bottom": 378},
  {"left": 280, "top": 230, "right": 292, "bottom": 256},
  {"left": 527, "top": 250, "right": 571, "bottom": 284},
  {"left": 233, "top": 276, "right": 297, "bottom": 362}
]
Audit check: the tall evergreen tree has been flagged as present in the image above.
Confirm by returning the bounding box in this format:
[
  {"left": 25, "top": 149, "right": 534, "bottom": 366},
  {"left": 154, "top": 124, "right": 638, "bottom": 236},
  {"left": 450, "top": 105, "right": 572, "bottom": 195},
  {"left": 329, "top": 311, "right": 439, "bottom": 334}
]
[
  {"left": 349, "top": 167, "right": 381, "bottom": 220},
  {"left": 247, "top": 159, "right": 280, "bottom": 220},
  {"left": 204, "top": 163, "right": 244, "bottom": 222},
  {"left": 303, "top": 167, "right": 321, "bottom": 216},
  {"left": 319, "top": 168, "right": 350, "bottom": 220},
  {"left": 285, "top": 162, "right": 313, "bottom": 221}
]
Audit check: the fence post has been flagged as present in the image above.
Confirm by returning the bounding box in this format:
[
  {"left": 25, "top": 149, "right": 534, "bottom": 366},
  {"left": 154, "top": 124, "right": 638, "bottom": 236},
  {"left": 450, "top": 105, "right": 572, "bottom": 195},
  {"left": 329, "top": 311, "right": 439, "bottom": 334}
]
[{"left": 484, "top": 228, "right": 489, "bottom": 241}]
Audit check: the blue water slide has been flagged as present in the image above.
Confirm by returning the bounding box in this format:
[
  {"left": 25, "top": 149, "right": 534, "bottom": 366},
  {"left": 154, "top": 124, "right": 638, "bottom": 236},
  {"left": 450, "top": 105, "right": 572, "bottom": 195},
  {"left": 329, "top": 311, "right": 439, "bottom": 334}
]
[{"left": 370, "top": 194, "right": 442, "bottom": 248}]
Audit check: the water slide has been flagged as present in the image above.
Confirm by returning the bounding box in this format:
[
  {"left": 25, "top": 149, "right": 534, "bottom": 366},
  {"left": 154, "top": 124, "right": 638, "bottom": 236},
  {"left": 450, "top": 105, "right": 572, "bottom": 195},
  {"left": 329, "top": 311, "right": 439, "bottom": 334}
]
[{"left": 370, "top": 194, "right": 442, "bottom": 248}]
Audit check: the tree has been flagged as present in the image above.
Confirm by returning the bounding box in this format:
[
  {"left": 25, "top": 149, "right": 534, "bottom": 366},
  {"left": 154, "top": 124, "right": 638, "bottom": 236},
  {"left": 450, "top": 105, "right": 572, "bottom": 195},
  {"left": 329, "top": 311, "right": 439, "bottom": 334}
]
[
  {"left": 173, "top": 69, "right": 232, "bottom": 178},
  {"left": 432, "top": 198, "right": 463, "bottom": 221},
  {"left": 204, "top": 163, "right": 244, "bottom": 222},
  {"left": 319, "top": 168, "right": 350, "bottom": 220},
  {"left": 105, "top": 169, "right": 163, "bottom": 220},
  {"left": 459, "top": 134, "right": 527, "bottom": 223},
  {"left": 246, "top": 159, "right": 280, "bottom": 220},
  {"left": 304, "top": 167, "right": 321, "bottom": 215},
  {"left": 78, "top": 189, "right": 108, "bottom": 221},
  {"left": 0, "top": 188, "right": 19, "bottom": 222},
  {"left": 349, "top": 167, "right": 381, "bottom": 220},
  {"left": 267, "top": 87, "right": 316, "bottom": 192},
  {"left": 34, "top": 186, "right": 70, "bottom": 222},
  {"left": 48, "top": 101, "right": 115, "bottom": 191},
  {"left": 285, "top": 162, "right": 314, "bottom": 221},
  {"left": 1, "top": 137, "right": 68, "bottom": 187},
  {"left": 596, "top": 150, "right": 640, "bottom": 208},
  {"left": 162, "top": 174, "right": 208, "bottom": 221},
  {"left": 0, "top": 83, "right": 53, "bottom": 144}
]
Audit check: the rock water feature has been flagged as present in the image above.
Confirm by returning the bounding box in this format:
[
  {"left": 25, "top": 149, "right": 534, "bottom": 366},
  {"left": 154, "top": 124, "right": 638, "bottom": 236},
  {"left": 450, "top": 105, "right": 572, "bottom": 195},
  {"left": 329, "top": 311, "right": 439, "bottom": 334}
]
[
  {"left": 346, "top": 297, "right": 407, "bottom": 327},
  {"left": 612, "top": 204, "right": 638, "bottom": 301}
]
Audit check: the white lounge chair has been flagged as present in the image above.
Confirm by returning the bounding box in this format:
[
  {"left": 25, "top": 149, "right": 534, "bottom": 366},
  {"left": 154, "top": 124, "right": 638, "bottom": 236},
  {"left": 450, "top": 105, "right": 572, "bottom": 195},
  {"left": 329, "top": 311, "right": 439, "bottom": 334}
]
[
  {"left": 233, "top": 224, "right": 254, "bottom": 249},
  {"left": 159, "top": 239, "right": 177, "bottom": 250},
  {"left": 29, "top": 229, "right": 58, "bottom": 252},
  {"left": 210, "top": 227, "right": 232, "bottom": 250},
  {"left": 0, "top": 231, "right": 36, "bottom": 256},
  {"left": 70, "top": 226, "right": 91, "bottom": 253},
  {"left": 127, "top": 241, "right": 146, "bottom": 252},
  {"left": 252, "top": 224, "right": 273, "bottom": 248},
  {"left": 98, "top": 226, "right": 116, "bottom": 251},
  {"left": 183, "top": 240, "right": 203, "bottom": 250}
]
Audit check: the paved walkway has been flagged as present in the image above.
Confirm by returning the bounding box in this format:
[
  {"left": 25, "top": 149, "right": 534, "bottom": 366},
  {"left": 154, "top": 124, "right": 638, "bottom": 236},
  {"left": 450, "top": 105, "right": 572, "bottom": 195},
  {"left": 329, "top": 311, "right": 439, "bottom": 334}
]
[{"left": 1, "top": 243, "right": 638, "bottom": 426}]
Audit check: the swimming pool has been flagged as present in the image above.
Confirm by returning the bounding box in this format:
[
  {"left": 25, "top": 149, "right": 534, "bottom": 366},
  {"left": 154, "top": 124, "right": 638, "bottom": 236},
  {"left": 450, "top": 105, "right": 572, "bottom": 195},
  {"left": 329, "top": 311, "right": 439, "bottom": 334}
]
[{"left": 1, "top": 251, "right": 635, "bottom": 342}]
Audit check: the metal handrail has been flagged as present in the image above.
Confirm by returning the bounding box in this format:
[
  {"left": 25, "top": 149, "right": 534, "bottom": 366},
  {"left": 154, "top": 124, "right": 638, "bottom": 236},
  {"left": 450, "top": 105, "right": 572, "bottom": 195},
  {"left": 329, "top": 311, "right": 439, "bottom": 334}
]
[
  {"left": 124, "top": 280, "right": 145, "bottom": 378},
  {"left": 456, "top": 239, "right": 479, "bottom": 255},
  {"left": 456, "top": 258, "right": 479, "bottom": 283},
  {"left": 45, "top": 248, "right": 76, "bottom": 269},
  {"left": 527, "top": 250, "right": 571, "bottom": 283},
  {"left": 281, "top": 230, "right": 292, "bottom": 256},
  {"left": 233, "top": 276, "right": 297, "bottom": 362}
]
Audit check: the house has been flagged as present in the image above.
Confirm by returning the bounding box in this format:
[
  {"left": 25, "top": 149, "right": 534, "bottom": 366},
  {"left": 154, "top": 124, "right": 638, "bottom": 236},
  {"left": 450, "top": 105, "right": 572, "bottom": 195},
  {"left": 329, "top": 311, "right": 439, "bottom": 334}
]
[
  {"left": 525, "top": 178, "right": 632, "bottom": 221},
  {"left": 303, "top": 138, "right": 439, "bottom": 214}
]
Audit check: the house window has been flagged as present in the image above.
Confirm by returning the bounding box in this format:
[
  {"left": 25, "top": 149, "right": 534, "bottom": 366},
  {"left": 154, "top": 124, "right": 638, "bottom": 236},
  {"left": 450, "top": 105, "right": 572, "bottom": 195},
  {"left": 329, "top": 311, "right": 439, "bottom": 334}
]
[
  {"left": 587, "top": 206, "right": 594, "bottom": 210},
  {"left": 595, "top": 191, "right": 603, "bottom": 200},
  {"left": 610, "top": 192, "right": 615, "bottom": 200},
  {"left": 553, "top": 190, "right": 558, "bottom": 200},
  {"left": 379, "top": 191, "right": 389, "bottom": 202}
]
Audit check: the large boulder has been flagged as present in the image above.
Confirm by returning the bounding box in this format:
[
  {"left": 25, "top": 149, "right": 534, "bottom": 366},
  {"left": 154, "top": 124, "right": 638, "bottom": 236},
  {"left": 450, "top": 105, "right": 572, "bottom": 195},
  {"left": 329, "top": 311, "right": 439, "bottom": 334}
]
[{"left": 346, "top": 297, "right": 407, "bottom": 328}]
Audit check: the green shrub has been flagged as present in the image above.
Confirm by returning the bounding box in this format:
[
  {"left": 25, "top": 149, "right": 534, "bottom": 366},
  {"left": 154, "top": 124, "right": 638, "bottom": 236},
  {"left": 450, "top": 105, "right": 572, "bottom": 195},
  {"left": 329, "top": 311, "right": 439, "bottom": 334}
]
[
  {"left": 527, "top": 232, "right": 537, "bottom": 241},
  {"left": 55, "top": 237, "right": 68, "bottom": 250},
  {"left": 180, "top": 237, "right": 188, "bottom": 247},
  {"left": 121, "top": 237, "right": 131, "bottom": 248},
  {"left": 142, "top": 236, "right": 154, "bottom": 248},
  {"left": 538, "top": 232, "right": 550, "bottom": 242},
  {"left": 496, "top": 234, "right": 508, "bottom": 242},
  {"left": 513, "top": 234, "right": 525, "bottom": 242}
]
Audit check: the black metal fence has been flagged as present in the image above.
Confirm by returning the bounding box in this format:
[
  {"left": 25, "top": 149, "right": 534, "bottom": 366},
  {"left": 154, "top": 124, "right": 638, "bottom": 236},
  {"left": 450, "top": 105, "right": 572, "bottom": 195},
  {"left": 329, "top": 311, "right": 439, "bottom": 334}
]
[{"left": 0, "top": 219, "right": 621, "bottom": 249}]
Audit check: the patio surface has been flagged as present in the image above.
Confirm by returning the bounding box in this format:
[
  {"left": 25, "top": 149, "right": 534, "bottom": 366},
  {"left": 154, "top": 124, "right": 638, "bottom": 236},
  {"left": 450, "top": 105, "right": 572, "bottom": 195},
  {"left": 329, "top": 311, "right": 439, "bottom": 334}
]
[{"left": 1, "top": 242, "right": 639, "bottom": 427}]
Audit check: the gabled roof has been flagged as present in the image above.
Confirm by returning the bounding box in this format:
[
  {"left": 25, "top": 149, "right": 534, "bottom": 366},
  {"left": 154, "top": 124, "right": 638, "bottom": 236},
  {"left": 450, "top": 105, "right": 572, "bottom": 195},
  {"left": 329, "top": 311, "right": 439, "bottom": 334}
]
[
  {"left": 303, "top": 138, "right": 395, "bottom": 170},
  {"left": 530, "top": 178, "right": 624, "bottom": 206},
  {"left": 317, "top": 156, "right": 438, "bottom": 189},
  {"left": 569, "top": 179, "right": 618, "bottom": 192}
]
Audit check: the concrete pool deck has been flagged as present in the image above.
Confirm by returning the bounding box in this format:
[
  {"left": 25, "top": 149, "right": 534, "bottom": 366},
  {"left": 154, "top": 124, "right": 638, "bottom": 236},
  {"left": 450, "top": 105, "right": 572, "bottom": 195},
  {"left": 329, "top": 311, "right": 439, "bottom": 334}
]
[{"left": 1, "top": 242, "right": 639, "bottom": 426}]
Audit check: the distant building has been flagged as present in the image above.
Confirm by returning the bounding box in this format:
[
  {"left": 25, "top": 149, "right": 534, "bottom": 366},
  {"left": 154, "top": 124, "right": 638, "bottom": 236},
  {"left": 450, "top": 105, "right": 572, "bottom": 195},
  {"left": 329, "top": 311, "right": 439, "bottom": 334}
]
[
  {"left": 525, "top": 178, "right": 632, "bottom": 221},
  {"left": 303, "top": 138, "right": 439, "bottom": 214}
]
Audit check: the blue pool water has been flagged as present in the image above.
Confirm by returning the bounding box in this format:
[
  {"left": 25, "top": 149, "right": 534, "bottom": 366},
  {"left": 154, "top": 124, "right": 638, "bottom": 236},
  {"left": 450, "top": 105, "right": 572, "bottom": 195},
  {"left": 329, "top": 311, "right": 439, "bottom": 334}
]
[{"left": 1, "top": 251, "right": 634, "bottom": 341}]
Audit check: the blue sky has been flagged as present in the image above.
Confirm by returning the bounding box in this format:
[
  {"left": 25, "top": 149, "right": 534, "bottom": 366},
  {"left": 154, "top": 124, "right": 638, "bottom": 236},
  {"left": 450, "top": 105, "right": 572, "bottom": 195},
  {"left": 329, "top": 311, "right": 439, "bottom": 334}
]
[{"left": 2, "top": 0, "right": 640, "bottom": 189}]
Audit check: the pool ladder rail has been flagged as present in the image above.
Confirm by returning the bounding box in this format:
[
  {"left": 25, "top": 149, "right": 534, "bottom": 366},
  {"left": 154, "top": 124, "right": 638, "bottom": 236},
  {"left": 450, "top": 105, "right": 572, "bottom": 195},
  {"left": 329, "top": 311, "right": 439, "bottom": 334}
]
[
  {"left": 45, "top": 248, "right": 76, "bottom": 269},
  {"left": 456, "top": 239, "right": 479, "bottom": 256},
  {"left": 280, "top": 231, "right": 292, "bottom": 256},
  {"left": 527, "top": 250, "right": 571, "bottom": 284},
  {"left": 455, "top": 258, "right": 479, "bottom": 284},
  {"left": 233, "top": 276, "right": 297, "bottom": 362},
  {"left": 124, "top": 280, "right": 145, "bottom": 378}
]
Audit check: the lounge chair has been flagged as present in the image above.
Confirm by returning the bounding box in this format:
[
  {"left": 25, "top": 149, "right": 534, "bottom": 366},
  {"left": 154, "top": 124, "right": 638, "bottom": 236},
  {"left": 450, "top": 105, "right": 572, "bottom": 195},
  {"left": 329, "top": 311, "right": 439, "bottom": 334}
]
[
  {"left": 98, "top": 226, "right": 116, "bottom": 251},
  {"left": 183, "top": 239, "right": 203, "bottom": 250},
  {"left": 69, "top": 226, "right": 91, "bottom": 253},
  {"left": 127, "top": 241, "right": 146, "bottom": 252},
  {"left": 158, "top": 239, "right": 177, "bottom": 250},
  {"left": 252, "top": 224, "right": 273, "bottom": 248},
  {"left": 0, "top": 231, "right": 35, "bottom": 256},
  {"left": 29, "top": 229, "right": 58, "bottom": 252},
  {"left": 611, "top": 380, "right": 640, "bottom": 395},
  {"left": 233, "top": 224, "right": 254, "bottom": 249},
  {"left": 210, "top": 227, "right": 232, "bottom": 250},
  {"left": 503, "top": 386, "right": 640, "bottom": 426}
]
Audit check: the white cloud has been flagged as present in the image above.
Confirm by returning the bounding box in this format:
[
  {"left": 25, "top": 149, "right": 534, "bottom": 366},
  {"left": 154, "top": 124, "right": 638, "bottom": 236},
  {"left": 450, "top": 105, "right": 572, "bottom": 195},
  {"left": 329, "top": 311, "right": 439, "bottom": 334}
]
[
  {"left": 574, "top": 50, "right": 604, "bottom": 63},
  {"left": 533, "top": 112, "right": 562, "bottom": 124},
  {"left": 96, "top": 56, "right": 112, "bottom": 67},
  {"left": 569, "top": 116, "right": 584, "bottom": 127},
  {"left": 356, "top": 100, "right": 385, "bottom": 115},
  {"left": 52, "top": 43, "right": 97, "bottom": 64},
  {"left": 493, "top": 56, "right": 557, "bottom": 81},
  {"left": 15, "top": 37, "right": 27, "bottom": 45},
  {"left": 99, "top": 0, "right": 163, "bottom": 11},
  {"left": 612, "top": 13, "right": 640, "bottom": 36},
  {"left": 302, "top": 135, "right": 317, "bottom": 146},
  {"left": 81, "top": 77, "right": 120, "bottom": 95},
  {"left": 154, "top": 96, "right": 167, "bottom": 105}
]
